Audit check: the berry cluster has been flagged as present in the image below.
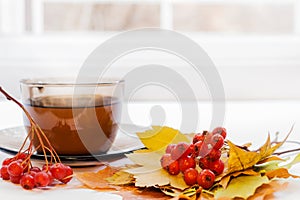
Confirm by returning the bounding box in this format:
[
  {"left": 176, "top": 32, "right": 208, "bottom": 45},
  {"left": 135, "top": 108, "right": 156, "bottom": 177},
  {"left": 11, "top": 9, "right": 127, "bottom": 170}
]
[
  {"left": 160, "top": 127, "right": 226, "bottom": 189},
  {"left": 0, "top": 87, "right": 73, "bottom": 190},
  {"left": 0, "top": 153, "right": 73, "bottom": 190}
]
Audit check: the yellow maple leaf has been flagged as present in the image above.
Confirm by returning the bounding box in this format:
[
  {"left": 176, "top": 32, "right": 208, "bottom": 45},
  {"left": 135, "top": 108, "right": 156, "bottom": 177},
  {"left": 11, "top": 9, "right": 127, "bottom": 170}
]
[
  {"left": 136, "top": 126, "right": 190, "bottom": 152},
  {"left": 124, "top": 126, "right": 192, "bottom": 189},
  {"left": 227, "top": 140, "right": 261, "bottom": 174}
]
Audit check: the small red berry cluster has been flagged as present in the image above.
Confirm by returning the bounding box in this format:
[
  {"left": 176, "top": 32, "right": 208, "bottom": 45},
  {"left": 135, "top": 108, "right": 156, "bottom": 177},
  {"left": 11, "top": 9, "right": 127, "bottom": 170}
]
[
  {"left": 0, "top": 87, "right": 73, "bottom": 190},
  {"left": 160, "top": 127, "right": 226, "bottom": 189},
  {"left": 0, "top": 153, "right": 73, "bottom": 190}
]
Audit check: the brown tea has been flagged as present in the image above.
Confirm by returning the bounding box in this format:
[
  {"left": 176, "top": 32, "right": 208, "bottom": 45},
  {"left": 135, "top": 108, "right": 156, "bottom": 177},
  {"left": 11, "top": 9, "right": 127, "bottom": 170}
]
[{"left": 23, "top": 95, "right": 121, "bottom": 155}]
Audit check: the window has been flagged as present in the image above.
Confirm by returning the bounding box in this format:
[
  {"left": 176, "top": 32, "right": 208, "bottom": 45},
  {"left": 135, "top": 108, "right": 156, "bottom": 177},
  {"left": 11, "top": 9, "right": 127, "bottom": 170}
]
[
  {"left": 0, "top": 0, "right": 300, "bottom": 100},
  {"left": 1, "top": 0, "right": 300, "bottom": 34}
]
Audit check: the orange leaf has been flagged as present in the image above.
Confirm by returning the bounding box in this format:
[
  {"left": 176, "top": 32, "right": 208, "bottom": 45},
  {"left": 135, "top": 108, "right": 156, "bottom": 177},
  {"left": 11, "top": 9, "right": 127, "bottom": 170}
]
[
  {"left": 76, "top": 166, "right": 120, "bottom": 190},
  {"left": 247, "top": 180, "right": 288, "bottom": 200},
  {"left": 265, "top": 168, "right": 300, "bottom": 179}
]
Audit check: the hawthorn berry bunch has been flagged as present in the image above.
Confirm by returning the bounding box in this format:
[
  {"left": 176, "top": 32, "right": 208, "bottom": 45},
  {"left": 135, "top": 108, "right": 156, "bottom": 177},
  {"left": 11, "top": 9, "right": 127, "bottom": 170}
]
[
  {"left": 0, "top": 153, "right": 73, "bottom": 190},
  {"left": 160, "top": 127, "right": 227, "bottom": 189},
  {"left": 0, "top": 87, "right": 73, "bottom": 190}
]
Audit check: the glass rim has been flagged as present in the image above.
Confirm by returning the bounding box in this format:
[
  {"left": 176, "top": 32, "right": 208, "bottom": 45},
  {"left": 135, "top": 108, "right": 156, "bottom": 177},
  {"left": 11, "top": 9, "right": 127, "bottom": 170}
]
[{"left": 20, "top": 77, "right": 124, "bottom": 87}]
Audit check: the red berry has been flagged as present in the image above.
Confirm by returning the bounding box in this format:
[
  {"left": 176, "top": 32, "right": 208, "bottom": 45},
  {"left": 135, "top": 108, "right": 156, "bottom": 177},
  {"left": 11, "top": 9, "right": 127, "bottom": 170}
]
[
  {"left": 34, "top": 171, "right": 50, "bottom": 187},
  {"left": 10, "top": 175, "right": 22, "bottom": 184},
  {"left": 199, "top": 157, "right": 210, "bottom": 169},
  {"left": 193, "top": 133, "right": 205, "bottom": 144},
  {"left": 30, "top": 166, "right": 41, "bottom": 173},
  {"left": 16, "top": 153, "right": 28, "bottom": 161},
  {"left": 187, "top": 144, "right": 194, "bottom": 157},
  {"left": 209, "top": 159, "right": 225, "bottom": 175},
  {"left": 184, "top": 168, "right": 198, "bottom": 186},
  {"left": 168, "top": 160, "right": 180, "bottom": 175},
  {"left": 60, "top": 166, "right": 73, "bottom": 184},
  {"left": 1, "top": 166, "right": 10, "bottom": 180},
  {"left": 212, "top": 127, "right": 227, "bottom": 139},
  {"left": 171, "top": 142, "right": 190, "bottom": 160},
  {"left": 28, "top": 171, "right": 37, "bottom": 177},
  {"left": 21, "top": 162, "right": 30, "bottom": 173},
  {"left": 42, "top": 163, "right": 52, "bottom": 171},
  {"left": 2, "top": 158, "right": 14, "bottom": 166},
  {"left": 194, "top": 141, "right": 210, "bottom": 158},
  {"left": 193, "top": 141, "right": 202, "bottom": 156},
  {"left": 179, "top": 156, "right": 196, "bottom": 172},
  {"left": 20, "top": 174, "right": 35, "bottom": 190},
  {"left": 207, "top": 148, "right": 221, "bottom": 162},
  {"left": 211, "top": 134, "right": 224, "bottom": 150},
  {"left": 197, "top": 169, "right": 215, "bottom": 189},
  {"left": 50, "top": 163, "right": 66, "bottom": 180},
  {"left": 166, "top": 144, "right": 176, "bottom": 154},
  {"left": 160, "top": 154, "right": 173, "bottom": 169},
  {"left": 205, "top": 132, "right": 214, "bottom": 143},
  {"left": 47, "top": 171, "right": 54, "bottom": 186},
  {"left": 7, "top": 161, "right": 24, "bottom": 177}
]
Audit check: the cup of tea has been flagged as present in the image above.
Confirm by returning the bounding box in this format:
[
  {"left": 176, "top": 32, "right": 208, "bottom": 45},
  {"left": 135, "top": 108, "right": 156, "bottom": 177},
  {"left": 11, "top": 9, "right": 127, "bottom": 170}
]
[{"left": 20, "top": 78, "right": 124, "bottom": 155}]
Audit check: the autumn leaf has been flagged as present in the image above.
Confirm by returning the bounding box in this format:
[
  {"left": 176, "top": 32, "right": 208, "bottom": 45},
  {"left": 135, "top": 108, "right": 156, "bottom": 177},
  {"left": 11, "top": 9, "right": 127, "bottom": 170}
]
[
  {"left": 227, "top": 140, "right": 261, "bottom": 174},
  {"left": 106, "top": 170, "right": 135, "bottom": 185},
  {"left": 227, "top": 135, "right": 286, "bottom": 174},
  {"left": 255, "top": 152, "right": 300, "bottom": 174},
  {"left": 133, "top": 168, "right": 189, "bottom": 190},
  {"left": 124, "top": 126, "right": 192, "bottom": 189},
  {"left": 257, "top": 155, "right": 284, "bottom": 165},
  {"left": 247, "top": 181, "right": 289, "bottom": 200},
  {"left": 169, "top": 186, "right": 212, "bottom": 200},
  {"left": 76, "top": 166, "right": 119, "bottom": 190},
  {"left": 265, "top": 168, "right": 300, "bottom": 179},
  {"left": 214, "top": 175, "right": 270, "bottom": 199},
  {"left": 258, "top": 135, "right": 277, "bottom": 160},
  {"left": 282, "top": 153, "right": 300, "bottom": 169},
  {"left": 255, "top": 159, "right": 288, "bottom": 173},
  {"left": 218, "top": 169, "right": 259, "bottom": 188},
  {"left": 125, "top": 151, "right": 162, "bottom": 174},
  {"left": 136, "top": 126, "right": 190, "bottom": 152}
]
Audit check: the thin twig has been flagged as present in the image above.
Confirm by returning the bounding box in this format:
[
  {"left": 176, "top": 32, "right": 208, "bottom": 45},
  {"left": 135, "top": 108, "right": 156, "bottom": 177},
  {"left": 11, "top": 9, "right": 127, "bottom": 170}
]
[
  {"left": 273, "top": 148, "right": 300, "bottom": 156},
  {"left": 0, "top": 86, "right": 62, "bottom": 169}
]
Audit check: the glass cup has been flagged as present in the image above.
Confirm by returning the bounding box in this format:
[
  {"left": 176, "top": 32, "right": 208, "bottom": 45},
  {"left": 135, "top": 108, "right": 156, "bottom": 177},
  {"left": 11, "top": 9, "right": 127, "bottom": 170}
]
[{"left": 20, "top": 78, "right": 124, "bottom": 155}]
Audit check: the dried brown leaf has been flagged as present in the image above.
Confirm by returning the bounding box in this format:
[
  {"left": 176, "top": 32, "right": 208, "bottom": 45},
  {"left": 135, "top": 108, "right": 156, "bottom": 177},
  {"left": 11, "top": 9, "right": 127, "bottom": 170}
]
[
  {"left": 227, "top": 140, "right": 261, "bottom": 174},
  {"left": 76, "top": 166, "right": 119, "bottom": 190},
  {"left": 265, "top": 168, "right": 300, "bottom": 179},
  {"left": 106, "top": 170, "right": 135, "bottom": 185},
  {"left": 116, "top": 186, "right": 169, "bottom": 200},
  {"left": 247, "top": 180, "right": 288, "bottom": 200},
  {"left": 227, "top": 135, "right": 286, "bottom": 174}
]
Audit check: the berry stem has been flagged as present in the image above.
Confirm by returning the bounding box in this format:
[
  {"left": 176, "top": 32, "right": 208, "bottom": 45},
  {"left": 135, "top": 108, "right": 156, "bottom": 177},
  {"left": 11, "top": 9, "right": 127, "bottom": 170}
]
[{"left": 0, "top": 87, "right": 61, "bottom": 167}]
